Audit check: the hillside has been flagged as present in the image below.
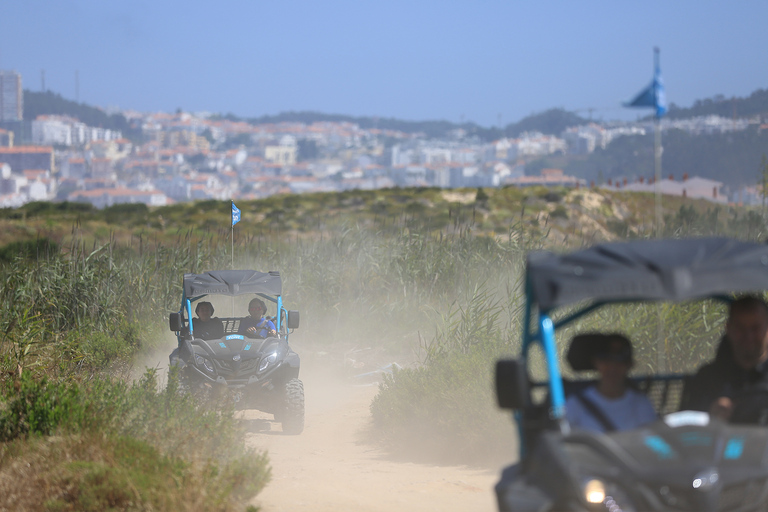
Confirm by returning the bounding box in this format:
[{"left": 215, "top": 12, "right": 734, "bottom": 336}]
[
  {"left": 22, "top": 90, "right": 142, "bottom": 140},
  {"left": 0, "top": 186, "right": 760, "bottom": 253},
  {"left": 504, "top": 108, "right": 588, "bottom": 138},
  {"left": 665, "top": 88, "right": 768, "bottom": 120},
  {"left": 530, "top": 126, "right": 768, "bottom": 189}
]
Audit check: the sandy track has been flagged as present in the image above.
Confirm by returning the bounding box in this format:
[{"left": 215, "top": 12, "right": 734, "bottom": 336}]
[{"left": 245, "top": 371, "right": 502, "bottom": 512}]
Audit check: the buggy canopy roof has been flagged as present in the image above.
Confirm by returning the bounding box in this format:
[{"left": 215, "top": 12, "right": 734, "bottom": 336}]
[
  {"left": 528, "top": 237, "right": 768, "bottom": 310},
  {"left": 183, "top": 270, "right": 282, "bottom": 298}
]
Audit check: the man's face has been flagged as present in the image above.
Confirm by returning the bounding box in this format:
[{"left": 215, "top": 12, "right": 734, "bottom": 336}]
[
  {"left": 727, "top": 307, "right": 768, "bottom": 369},
  {"left": 197, "top": 304, "right": 212, "bottom": 320},
  {"left": 249, "top": 304, "right": 264, "bottom": 317}
]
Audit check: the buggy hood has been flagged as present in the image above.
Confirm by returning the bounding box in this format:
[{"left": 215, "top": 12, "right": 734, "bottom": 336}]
[
  {"left": 183, "top": 270, "right": 282, "bottom": 297},
  {"left": 528, "top": 237, "right": 768, "bottom": 310}
]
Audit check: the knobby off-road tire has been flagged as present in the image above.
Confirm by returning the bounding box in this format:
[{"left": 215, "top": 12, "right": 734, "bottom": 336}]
[{"left": 281, "top": 378, "right": 305, "bottom": 434}]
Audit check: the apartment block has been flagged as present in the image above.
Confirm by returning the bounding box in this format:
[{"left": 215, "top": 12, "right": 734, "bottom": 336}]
[{"left": 0, "top": 71, "right": 23, "bottom": 122}]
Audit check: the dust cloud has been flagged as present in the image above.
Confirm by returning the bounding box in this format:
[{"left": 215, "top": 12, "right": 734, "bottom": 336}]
[{"left": 244, "top": 336, "right": 514, "bottom": 512}]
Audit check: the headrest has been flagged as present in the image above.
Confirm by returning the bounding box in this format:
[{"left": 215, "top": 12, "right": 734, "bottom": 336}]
[{"left": 567, "top": 333, "right": 633, "bottom": 371}]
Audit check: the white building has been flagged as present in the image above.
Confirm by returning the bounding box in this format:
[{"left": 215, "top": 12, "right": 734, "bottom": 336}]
[
  {"left": 31, "top": 115, "right": 122, "bottom": 147},
  {"left": 68, "top": 187, "right": 170, "bottom": 208},
  {"left": 620, "top": 176, "right": 727, "bottom": 203}
]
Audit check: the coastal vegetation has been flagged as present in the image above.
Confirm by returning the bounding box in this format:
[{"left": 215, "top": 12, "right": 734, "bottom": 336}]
[{"left": 1, "top": 186, "right": 767, "bottom": 507}]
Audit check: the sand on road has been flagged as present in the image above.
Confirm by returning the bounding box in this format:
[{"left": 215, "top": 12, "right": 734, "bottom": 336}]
[{"left": 245, "top": 370, "right": 506, "bottom": 512}]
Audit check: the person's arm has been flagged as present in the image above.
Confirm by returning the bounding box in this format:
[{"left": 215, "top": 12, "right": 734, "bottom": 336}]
[
  {"left": 679, "top": 363, "right": 723, "bottom": 413},
  {"left": 239, "top": 318, "right": 258, "bottom": 338}
]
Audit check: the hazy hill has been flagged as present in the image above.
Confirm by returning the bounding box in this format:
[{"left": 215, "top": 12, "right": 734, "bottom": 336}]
[
  {"left": 22, "top": 90, "right": 141, "bottom": 140},
  {"left": 0, "top": 186, "right": 757, "bottom": 253},
  {"left": 504, "top": 108, "right": 588, "bottom": 138},
  {"left": 528, "top": 125, "right": 767, "bottom": 189},
  {"left": 665, "top": 88, "right": 768, "bottom": 120},
  {"left": 23, "top": 85, "right": 768, "bottom": 149}
]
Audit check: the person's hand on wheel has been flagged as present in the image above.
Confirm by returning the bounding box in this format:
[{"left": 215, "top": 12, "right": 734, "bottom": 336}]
[{"left": 710, "top": 396, "right": 734, "bottom": 421}]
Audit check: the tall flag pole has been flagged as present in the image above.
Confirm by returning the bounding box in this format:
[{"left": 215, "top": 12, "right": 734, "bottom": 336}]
[
  {"left": 626, "top": 47, "right": 667, "bottom": 237},
  {"left": 231, "top": 200, "right": 241, "bottom": 316},
  {"left": 231, "top": 200, "right": 241, "bottom": 269},
  {"left": 625, "top": 48, "right": 668, "bottom": 373}
]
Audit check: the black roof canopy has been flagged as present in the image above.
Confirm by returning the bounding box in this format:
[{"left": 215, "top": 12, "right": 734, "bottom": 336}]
[
  {"left": 183, "top": 270, "right": 282, "bottom": 298},
  {"left": 527, "top": 237, "right": 768, "bottom": 311}
]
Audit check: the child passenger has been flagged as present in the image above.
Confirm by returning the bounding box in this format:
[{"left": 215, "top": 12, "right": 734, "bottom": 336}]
[{"left": 565, "top": 334, "right": 657, "bottom": 433}]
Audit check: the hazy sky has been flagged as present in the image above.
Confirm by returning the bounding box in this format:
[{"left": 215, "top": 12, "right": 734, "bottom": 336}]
[{"left": 1, "top": 0, "right": 766, "bottom": 126}]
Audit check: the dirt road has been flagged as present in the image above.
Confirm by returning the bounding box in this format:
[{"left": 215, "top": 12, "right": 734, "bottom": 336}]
[{"left": 245, "top": 370, "right": 504, "bottom": 512}]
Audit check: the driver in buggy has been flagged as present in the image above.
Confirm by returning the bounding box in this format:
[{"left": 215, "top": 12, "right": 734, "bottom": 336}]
[
  {"left": 239, "top": 298, "right": 277, "bottom": 339},
  {"left": 681, "top": 295, "right": 768, "bottom": 424}
]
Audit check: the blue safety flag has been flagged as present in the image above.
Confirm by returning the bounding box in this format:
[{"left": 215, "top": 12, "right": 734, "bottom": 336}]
[
  {"left": 626, "top": 48, "right": 667, "bottom": 118},
  {"left": 231, "top": 201, "right": 241, "bottom": 226}
]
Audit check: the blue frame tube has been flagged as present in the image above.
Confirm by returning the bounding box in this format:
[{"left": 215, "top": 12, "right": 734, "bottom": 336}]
[
  {"left": 185, "top": 298, "right": 194, "bottom": 336},
  {"left": 540, "top": 312, "right": 566, "bottom": 419}
]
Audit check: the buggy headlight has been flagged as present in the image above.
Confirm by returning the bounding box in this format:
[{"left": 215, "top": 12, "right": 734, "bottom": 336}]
[
  {"left": 581, "top": 478, "right": 636, "bottom": 512},
  {"left": 195, "top": 355, "right": 215, "bottom": 374},
  {"left": 584, "top": 478, "right": 606, "bottom": 504},
  {"left": 259, "top": 352, "right": 278, "bottom": 372}
]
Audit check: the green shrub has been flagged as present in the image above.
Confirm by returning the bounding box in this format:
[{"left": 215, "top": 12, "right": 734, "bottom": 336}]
[
  {"left": 550, "top": 204, "right": 568, "bottom": 219},
  {"left": 0, "top": 369, "right": 271, "bottom": 510},
  {"left": 0, "top": 373, "right": 82, "bottom": 440},
  {"left": 0, "top": 237, "right": 59, "bottom": 263}
]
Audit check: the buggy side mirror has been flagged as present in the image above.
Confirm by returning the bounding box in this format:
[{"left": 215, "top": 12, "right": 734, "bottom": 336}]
[
  {"left": 286, "top": 310, "right": 300, "bottom": 329},
  {"left": 169, "top": 312, "right": 183, "bottom": 332},
  {"left": 496, "top": 359, "right": 530, "bottom": 410}
]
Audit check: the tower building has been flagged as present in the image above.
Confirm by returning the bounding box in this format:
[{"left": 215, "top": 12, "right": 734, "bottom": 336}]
[{"left": 0, "top": 71, "right": 23, "bottom": 122}]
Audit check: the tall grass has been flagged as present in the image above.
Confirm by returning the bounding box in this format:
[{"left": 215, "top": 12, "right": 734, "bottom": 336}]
[
  {"left": 369, "top": 202, "right": 768, "bottom": 466},
  {"left": 0, "top": 236, "right": 273, "bottom": 510},
  {"left": 370, "top": 286, "right": 524, "bottom": 465},
  {"left": 3, "top": 189, "right": 768, "bottom": 484}
]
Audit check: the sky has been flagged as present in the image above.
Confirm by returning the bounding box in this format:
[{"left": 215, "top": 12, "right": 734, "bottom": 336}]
[{"left": 1, "top": 0, "right": 767, "bottom": 127}]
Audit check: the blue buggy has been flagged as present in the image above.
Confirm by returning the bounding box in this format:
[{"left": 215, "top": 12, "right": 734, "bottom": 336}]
[
  {"left": 168, "top": 269, "right": 304, "bottom": 434},
  {"left": 495, "top": 237, "right": 768, "bottom": 511}
]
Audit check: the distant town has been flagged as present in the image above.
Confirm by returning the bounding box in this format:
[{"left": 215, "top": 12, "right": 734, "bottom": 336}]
[{"left": 0, "top": 69, "right": 764, "bottom": 209}]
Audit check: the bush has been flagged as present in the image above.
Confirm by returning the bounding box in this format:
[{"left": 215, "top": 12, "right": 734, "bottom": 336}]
[
  {"left": 550, "top": 204, "right": 568, "bottom": 219},
  {"left": 0, "top": 237, "right": 59, "bottom": 263},
  {"left": 0, "top": 369, "right": 271, "bottom": 510}
]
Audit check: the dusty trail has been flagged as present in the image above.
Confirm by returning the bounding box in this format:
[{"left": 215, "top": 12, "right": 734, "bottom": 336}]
[{"left": 245, "top": 369, "right": 502, "bottom": 512}]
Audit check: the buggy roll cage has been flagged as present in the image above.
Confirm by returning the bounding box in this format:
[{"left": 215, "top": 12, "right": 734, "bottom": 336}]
[
  {"left": 515, "top": 237, "right": 768, "bottom": 453},
  {"left": 173, "top": 270, "right": 295, "bottom": 341},
  {"left": 520, "top": 290, "right": 730, "bottom": 422}
]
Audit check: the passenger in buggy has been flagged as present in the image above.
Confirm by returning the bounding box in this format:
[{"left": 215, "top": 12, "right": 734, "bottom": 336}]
[
  {"left": 565, "top": 333, "right": 657, "bottom": 433},
  {"left": 239, "top": 298, "right": 277, "bottom": 339},
  {"left": 191, "top": 301, "right": 224, "bottom": 340}
]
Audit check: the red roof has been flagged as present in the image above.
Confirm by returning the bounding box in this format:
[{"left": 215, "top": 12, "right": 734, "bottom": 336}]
[
  {"left": 0, "top": 146, "right": 53, "bottom": 154},
  {"left": 73, "top": 187, "right": 163, "bottom": 197}
]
